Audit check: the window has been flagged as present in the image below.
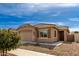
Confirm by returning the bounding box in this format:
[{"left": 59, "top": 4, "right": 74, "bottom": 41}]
[
  {"left": 54, "top": 30, "right": 56, "bottom": 37},
  {"left": 39, "top": 29, "right": 48, "bottom": 38}
]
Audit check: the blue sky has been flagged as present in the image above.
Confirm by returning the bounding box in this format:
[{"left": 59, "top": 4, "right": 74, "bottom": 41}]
[{"left": 0, "top": 3, "right": 79, "bottom": 31}]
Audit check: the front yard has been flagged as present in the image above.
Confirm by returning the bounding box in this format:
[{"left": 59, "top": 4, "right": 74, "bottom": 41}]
[{"left": 20, "top": 42, "right": 79, "bottom": 56}]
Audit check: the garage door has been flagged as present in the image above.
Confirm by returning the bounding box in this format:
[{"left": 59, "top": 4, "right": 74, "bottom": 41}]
[{"left": 20, "top": 30, "right": 33, "bottom": 42}]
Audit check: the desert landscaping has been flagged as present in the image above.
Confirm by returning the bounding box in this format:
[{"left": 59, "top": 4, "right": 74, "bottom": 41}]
[{"left": 19, "top": 42, "right": 79, "bottom": 56}]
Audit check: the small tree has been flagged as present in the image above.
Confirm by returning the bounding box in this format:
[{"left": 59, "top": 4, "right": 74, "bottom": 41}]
[{"left": 0, "top": 29, "right": 20, "bottom": 56}]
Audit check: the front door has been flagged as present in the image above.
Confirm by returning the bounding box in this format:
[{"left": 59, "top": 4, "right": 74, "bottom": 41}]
[{"left": 59, "top": 31, "right": 64, "bottom": 41}]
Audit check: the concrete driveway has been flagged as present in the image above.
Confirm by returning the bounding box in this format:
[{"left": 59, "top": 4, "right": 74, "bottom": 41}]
[{"left": 8, "top": 49, "right": 54, "bottom": 56}]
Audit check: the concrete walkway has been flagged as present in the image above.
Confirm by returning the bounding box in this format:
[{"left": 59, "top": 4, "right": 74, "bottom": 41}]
[
  {"left": 23, "top": 41, "right": 63, "bottom": 46},
  {"left": 39, "top": 41, "right": 63, "bottom": 46},
  {"left": 8, "top": 49, "right": 54, "bottom": 56}
]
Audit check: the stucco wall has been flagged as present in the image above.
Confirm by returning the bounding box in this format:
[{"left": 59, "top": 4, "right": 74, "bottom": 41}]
[
  {"left": 51, "top": 28, "right": 59, "bottom": 41},
  {"left": 74, "top": 33, "right": 79, "bottom": 42},
  {"left": 35, "top": 24, "right": 52, "bottom": 28},
  {"left": 64, "top": 30, "right": 69, "bottom": 42}
]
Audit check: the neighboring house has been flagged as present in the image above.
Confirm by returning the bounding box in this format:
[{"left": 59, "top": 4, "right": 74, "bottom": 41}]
[{"left": 17, "top": 23, "right": 69, "bottom": 43}]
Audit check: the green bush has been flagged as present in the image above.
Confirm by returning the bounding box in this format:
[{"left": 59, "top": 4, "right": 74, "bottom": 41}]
[{"left": 0, "top": 29, "right": 20, "bottom": 56}]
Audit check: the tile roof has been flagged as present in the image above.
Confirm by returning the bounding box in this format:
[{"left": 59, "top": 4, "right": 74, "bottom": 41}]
[{"left": 17, "top": 23, "right": 69, "bottom": 31}]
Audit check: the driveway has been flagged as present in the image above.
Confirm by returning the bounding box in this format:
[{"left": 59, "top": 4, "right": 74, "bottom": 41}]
[{"left": 8, "top": 49, "right": 54, "bottom": 56}]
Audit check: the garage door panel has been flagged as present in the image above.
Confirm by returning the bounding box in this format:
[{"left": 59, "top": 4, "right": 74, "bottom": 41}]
[{"left": 20, "top": 30, "right": 33, "bottom": 41}]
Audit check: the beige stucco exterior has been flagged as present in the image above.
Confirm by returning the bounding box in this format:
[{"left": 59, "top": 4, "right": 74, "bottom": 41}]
[
  {"left": 17, "top": 23, "right": 69, "bottom": 43},
  {"left": 72, "top": 32, "right": 79, "bottom": 42},
  {"left": 64, "top": 30, "right": 69, "bottom": 42},
  {"left": 34, "top": 24, "right": 59, "bottom": 43},
  {"left": 51, "top": 28, "right": 59, "bottom": 41}
]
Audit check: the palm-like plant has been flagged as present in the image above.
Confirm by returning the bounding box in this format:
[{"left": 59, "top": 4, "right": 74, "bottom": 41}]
[{"left": 0, "top": 29, "right": 20, "bottom": 56}]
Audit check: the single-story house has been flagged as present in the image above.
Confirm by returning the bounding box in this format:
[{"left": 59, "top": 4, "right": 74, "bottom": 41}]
[{"left": 17, "top": 23, "right": 69, "bottom": 43}]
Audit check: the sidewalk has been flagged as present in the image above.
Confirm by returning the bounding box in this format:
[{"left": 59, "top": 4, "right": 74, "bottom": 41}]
[{"left": 8, "top": 49, "right": 54, "bottom": 56}]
